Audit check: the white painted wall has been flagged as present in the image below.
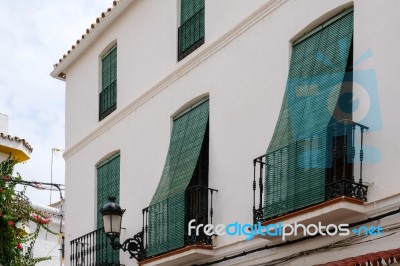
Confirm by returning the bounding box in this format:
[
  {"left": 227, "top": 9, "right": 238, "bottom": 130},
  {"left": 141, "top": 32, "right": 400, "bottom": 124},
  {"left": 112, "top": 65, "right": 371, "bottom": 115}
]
[
  {"left": 61, "top": 0, "right": 400, "bottom": 265},
  {"left": 30, "top": 219, "right": 64, "bottom": 266},
  {"left": 64, "top": 0, "right": 275, "bottom": 149},
  {"left": 353, "top": 0, "right": 400, "bottom": 201}
]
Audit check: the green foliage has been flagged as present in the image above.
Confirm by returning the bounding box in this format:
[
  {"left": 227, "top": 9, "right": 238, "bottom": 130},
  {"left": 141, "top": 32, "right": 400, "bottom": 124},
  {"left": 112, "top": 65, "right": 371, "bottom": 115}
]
[{"left": 0, "top": 157, "right": 53, "bottom": 265}]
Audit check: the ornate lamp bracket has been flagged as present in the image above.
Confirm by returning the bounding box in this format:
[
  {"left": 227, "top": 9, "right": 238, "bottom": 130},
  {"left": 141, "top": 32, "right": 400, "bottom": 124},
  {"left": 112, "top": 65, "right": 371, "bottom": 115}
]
[{"left": 109, "top": 231, "right": 146, "bottom": 261}]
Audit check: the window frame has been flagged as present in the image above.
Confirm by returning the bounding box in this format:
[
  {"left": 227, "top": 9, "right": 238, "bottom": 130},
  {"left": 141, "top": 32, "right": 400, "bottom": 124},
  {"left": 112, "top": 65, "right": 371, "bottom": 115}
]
[
  {"left": 177, "top": 0, "right": 205, "bottom": 61},
  {"left": 99, "top": 45, "right": 117, "bottom": 121}
]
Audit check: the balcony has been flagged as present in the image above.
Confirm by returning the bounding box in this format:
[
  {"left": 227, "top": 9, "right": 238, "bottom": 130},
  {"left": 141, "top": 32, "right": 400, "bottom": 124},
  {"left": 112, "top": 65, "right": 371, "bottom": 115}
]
[
  {"left": 178, "top": 8, "right": 205, "bottom": 61},
  {"left": 253, "top": 120, "right": 369, "bottom": 225},
  {"left": 99, "top": 80, "right": 117, "bottom": 121},
  {"left": 70, "top": 227, "right": 121, "bottom": 266},
  {"left": 70, "top": 186, "right": 217, "bottom": 265},
  {"left": 139, "top": 185, "right": 217, "bottom": 265}
]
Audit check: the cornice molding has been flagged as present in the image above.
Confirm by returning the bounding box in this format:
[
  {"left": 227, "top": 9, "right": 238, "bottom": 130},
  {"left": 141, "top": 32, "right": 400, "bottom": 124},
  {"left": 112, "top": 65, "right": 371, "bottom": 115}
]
[{"left": 63, "top": 0, "right": 288, "bottom": 159}]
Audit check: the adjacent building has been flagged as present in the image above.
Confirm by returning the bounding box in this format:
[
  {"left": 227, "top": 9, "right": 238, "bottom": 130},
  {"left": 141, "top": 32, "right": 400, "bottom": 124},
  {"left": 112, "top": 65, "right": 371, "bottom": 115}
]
[
  {"left": 51, "top": 0, "right": 400, "bottom": 265},
  {"left": 0, "top": 114, "right": 65, "bottom": 265},
  {"left": 0, "top": 113, "right": 32, "bottom": 162},
  {"left": 30, "top": 200, "right": 65, "bottom": 266}
]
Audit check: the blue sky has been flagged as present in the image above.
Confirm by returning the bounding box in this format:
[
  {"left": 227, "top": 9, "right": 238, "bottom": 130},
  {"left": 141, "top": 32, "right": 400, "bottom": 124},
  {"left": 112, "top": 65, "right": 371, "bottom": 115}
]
[{"left": 0, "top": 1, "right": 113, "bottom": 205}]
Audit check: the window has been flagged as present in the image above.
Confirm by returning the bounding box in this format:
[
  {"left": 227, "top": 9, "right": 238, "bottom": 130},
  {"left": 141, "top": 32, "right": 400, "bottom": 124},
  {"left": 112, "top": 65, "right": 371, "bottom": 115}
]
[
  {"left": 264, "top": 9, "right": 354, "bottom": 219},
  {"left": 178, "top": 0, "right": 205, "bottom": 61},
  {"left": 99, "top": 45, "right": 117, "bottom": 121},
  {"left": 147, "top": 100, "right": 209, "bottom": 257},
  {"left": 96, "top": 153, "right": 120, "bottom": 263}
]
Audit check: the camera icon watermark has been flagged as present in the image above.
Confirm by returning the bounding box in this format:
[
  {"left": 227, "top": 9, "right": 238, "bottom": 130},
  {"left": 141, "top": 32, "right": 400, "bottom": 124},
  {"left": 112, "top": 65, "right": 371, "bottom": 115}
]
[{"left": 283, "top": 45, "right": 382, "bottom": 168}]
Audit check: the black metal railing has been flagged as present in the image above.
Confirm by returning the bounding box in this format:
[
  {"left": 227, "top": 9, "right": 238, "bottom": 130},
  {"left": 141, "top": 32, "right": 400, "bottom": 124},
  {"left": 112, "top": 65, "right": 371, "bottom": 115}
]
[
  {"left": 70, "top": 186, "right": 216, "bottom": 263},
  {"left": 178, "top": 8, "right": 205, "bottom": 61},
  {"left": 253, "top": 120, "right": 369, "bottom": 223},
  {"left": 325, "top": 178, "right": 368, "bottom": 201},
  {"left": 70, "top": 227, "right": 122, "bottom": 266},
  {"left": 139, "top": 185, "right": 217, "bottom": 260},
  {"left": 184, "top": 185, "right": 217, "bottom": 246},
  {"left": 325, "top": 120, "right": 369, "bottom": 201},
  {"left": 99, "top": 80, "right": 117, "bottom": 121}
]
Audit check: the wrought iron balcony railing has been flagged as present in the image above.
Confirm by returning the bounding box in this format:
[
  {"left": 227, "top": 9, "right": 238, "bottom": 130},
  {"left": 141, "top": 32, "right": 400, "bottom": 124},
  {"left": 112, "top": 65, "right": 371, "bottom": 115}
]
[
  {"left": 70, "top": 186, "right": 217, "bottom": 264},
  {"left": 139, "top": 185, "right": 217, "bottom": 261},
  {"left": 184, "top": 185, "right": 217, "bottom": 246},
  {"left": 99, "top": 80, "right": 117, "bottom": 121},
  {"left": 178, "top": 8, "right": 205, "bottom": 61},
  {"left": 253, "top": 120, "right": 369, "bottom": 224},
  {"left": 70, "top": 227, "right": 122, "bottom": 266}
]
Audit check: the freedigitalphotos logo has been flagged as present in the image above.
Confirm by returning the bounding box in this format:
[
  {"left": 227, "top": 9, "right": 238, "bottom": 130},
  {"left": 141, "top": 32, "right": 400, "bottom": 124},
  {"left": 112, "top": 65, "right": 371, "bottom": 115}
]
[{"left": 188, "top": 220, "right": 383, "bottom": 241}]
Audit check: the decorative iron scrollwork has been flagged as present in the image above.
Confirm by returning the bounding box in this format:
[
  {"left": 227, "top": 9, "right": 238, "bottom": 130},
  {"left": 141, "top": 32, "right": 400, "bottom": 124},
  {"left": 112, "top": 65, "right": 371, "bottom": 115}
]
[
  {"left": 326, "top": 179, "right": 368, "bottom": 201},
  {"left": 253, "top": 208, "right": 264, "bottom": 224},
  {"left": 185, "top": 230, "right": 212, "bottom": 246},
  {"left": 109, "top": 231, "right": 146, "bottom": 261}
]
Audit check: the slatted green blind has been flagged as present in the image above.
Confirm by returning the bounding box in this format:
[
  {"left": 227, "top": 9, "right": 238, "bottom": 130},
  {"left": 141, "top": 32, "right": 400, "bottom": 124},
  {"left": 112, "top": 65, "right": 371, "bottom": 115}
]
[
  {"left": 265, "top": 10, "right": 353, "bottom": 219},
  {"left": 178, "top": 0, "right": 205, "bottom": 60},
  {"left": 102, "top": 46, "right": 117, "bottom": 91},
  {"left": 181, "top": 0, "right": 204, "bottom": 24},
  {"left": 100, "top": 46, "right": 117, "bottom": 120},
  {"left": 96, "top": 154, "right": 120, "bottom": 263},
  {"left": 148, "top": 100, "right": 209, "bottom": 256}
]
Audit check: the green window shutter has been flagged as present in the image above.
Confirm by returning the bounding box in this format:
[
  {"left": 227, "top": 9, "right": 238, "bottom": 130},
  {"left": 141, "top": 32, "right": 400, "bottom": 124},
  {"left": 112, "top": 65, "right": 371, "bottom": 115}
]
[
  {"left": 96, "top": 154, "right": 120, "bottom": 263},
  {"left": 148, "top": 100, "right": 209, "bottom": 256},
  {"left": 178, "top": 0, "right": 205, "bottom": 61},
  {"left": 180, "top": 0, "right": 204, "bottom": 24},
  {"left": 102, "top": 46, "right": 117, "bottom": 90},
  {"left": 264, "top": 10, "right": 353, "bottom": 219},
  {"left": 100, "top": 46, "right": 117, "bottom": 120}
]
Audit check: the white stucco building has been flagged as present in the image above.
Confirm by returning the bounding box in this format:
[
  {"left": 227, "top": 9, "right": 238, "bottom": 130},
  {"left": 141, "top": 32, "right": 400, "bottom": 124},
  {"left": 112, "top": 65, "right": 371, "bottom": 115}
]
[{"left": 52, "top": 0, "right": 400, "bottom": 265}]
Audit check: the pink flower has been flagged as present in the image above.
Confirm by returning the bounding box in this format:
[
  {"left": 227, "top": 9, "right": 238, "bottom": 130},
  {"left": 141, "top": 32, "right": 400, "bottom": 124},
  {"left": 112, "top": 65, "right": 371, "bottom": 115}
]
[
  {"left": 16, "top": 243, "right": 23, "bottom": 250},
  {"left": 3, "top": 176, "right": 9, "bottom": 181},
  {"left": 8, "top": 220, "right": 14, "bottom": 227},
  {"left": 33, "top": 214, "right": 50, "bottom": 224}
]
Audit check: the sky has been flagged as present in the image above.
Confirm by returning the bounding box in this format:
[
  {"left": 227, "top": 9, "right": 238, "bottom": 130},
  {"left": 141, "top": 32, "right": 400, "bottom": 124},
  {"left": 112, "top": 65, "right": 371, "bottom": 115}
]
[{"left": 0, "top": 1, "right": 113, "bottom": 205}]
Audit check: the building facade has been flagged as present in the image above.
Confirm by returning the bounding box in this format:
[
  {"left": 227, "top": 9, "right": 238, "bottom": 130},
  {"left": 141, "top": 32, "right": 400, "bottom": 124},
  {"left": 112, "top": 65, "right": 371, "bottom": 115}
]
[{"left": 51, "top": 0, "right": 400, "bottom": 265}]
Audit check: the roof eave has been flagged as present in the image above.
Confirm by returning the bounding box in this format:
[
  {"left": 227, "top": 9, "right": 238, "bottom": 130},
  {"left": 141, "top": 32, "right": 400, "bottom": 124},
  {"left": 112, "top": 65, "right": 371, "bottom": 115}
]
[
  {"left": 0, "top": 138, "right": 32, "bottom": 163},
  {"left": 50, "top": 0, "right": 134, "bottom": 81}
]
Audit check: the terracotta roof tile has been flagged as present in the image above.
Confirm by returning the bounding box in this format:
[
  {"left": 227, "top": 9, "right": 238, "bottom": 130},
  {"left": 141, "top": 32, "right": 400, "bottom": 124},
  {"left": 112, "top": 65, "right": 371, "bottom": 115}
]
[
  {"left": 315, "top": 248, "right": 400, "bottom": 266},
  {"left": 53, "top": 0, "right": 121, "bottom": 70},
  {"left": 0, "top": 132, "right": 33, "bottom": 152}
]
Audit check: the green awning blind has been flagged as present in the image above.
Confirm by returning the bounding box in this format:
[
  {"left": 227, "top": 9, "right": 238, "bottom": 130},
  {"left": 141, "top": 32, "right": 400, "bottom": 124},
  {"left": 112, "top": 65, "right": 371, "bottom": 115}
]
[
  {"left": 96, "top": 154, "right": 120, "bottom": 263},
  {"left": 264, "top": 10, "right": 353, "bottom": 219},
  {"left": 148, "top": 100, "right": 209, "bottom": 256}
]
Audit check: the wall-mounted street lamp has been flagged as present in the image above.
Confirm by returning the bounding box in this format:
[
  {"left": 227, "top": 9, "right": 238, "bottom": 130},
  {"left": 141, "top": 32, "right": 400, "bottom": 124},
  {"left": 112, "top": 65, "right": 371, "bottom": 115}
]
[{"left": 100, "top": 197, "right": 146, "bottom": 261}]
